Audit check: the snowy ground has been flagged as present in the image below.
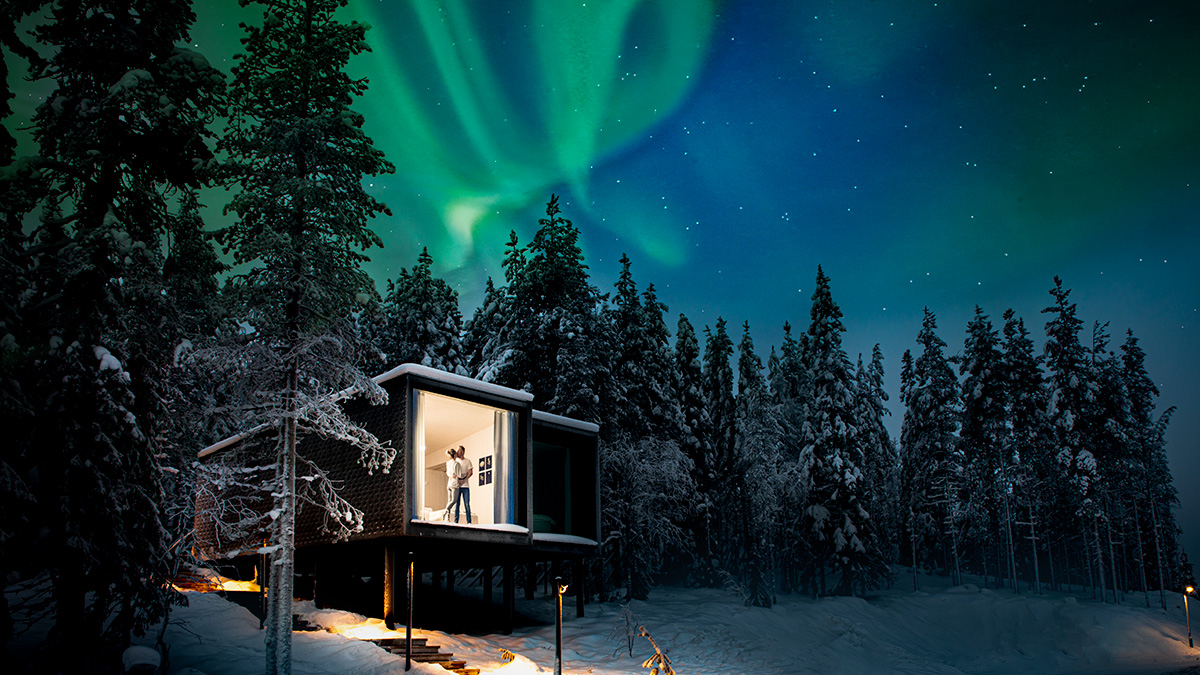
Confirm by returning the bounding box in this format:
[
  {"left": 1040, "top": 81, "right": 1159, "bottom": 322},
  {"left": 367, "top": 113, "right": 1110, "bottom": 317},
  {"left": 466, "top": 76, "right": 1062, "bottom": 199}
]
[{"left": 52, "top": 570, "right": 1200, "bottom": 674}]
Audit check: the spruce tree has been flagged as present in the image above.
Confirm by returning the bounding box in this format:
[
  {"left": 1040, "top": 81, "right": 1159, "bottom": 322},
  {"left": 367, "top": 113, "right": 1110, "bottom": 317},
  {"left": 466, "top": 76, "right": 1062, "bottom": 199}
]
[
  {"left": 900, "top": 308, "right": 962, "bottom": 584},
  {"left": 1120, "top": 330, "right": 1178, "bottom": 607},
  {"left": 855, "top": 345, "right": 898, "bottom": 571},
  {"left": 1042, "top": 277, "right": 1105, "bottom": 599},
  {"left": 1000, "top": 309, "right": 1051, "bottom": 593},
  {"left": 0, "top": 0, "right": 224, "bottom": 664},
  {"left": 701, "top": 318, "right": 739, "bottom": 576},
  {"left": 735, "top": 322, "right": 785, "bottom": 606},
  {"left": 464, "top": 276, "right": 509, "bottom": 380},
  {"left": 674, "top": 313, "right": 715, "bottom": 583},
  {"left": 958, "top": 306, "right": 1015, "bottom": 589},
  {"left": 217, "top": 2, "right": 394, "bottom": 671},
  {"left": 799, "top": 267, "right": 885, "bottom": 595},
  {"left": 600, "top": 254, "right": 691, "bottom": 600},
  {"left": 473, "top": 195, "right": 606, "bottom": 421},
  {"left": 374, "top": 247, "right": 467, "bottom": 374}
]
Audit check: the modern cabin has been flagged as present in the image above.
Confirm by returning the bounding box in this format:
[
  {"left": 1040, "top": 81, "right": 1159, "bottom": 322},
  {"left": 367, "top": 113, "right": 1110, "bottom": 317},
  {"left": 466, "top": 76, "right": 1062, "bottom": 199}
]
[{"left": 195, "top": 364, "right": 601, "bottom": 632}]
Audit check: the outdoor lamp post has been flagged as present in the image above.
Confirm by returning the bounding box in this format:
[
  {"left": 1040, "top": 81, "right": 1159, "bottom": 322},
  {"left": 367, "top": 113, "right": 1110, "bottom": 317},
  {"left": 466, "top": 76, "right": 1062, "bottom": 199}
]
[
  {"left": 555, "top": 576, "right": 568, "bottom": 675},
  {"left": 1186, "top": 586, "right": 1195, "bottom": 649}
]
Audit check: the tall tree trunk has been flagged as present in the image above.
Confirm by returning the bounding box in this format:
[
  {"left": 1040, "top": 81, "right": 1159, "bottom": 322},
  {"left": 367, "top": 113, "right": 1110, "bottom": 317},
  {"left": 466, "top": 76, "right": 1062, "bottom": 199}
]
[
  {"left": 1045, "top": 530, "right": 1056, "bottom": 593},
  {"left": 1132, "top": 496, "right": 1149, "bottom": 607},
  {"left": 268, "top": 354, "right": 299, "bottom": 675},
  {"left": 910, "top": 509, "right": 920, "bottom": 592},
  {"left": 1104, "top": 505, "right": 1119, "bottom": 604},
  {"left": 1092, "top": 518, "right": 1107, "bottom": 603},
  {"left": 1026, "top": 502, "right": 1041, "bottom": 595},
  {"left": 1001, "top": 477, "right": 1018, "bottom": 593},
  {"left": 1147, "top": 477, "right": 1167, "bottom": 610}
]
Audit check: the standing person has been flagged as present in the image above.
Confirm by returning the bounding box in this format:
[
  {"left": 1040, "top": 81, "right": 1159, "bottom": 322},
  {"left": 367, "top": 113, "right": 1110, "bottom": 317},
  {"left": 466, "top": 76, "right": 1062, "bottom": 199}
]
[
  {"left": 453, "top": 446, "right": 474, "bottom": 524},
  {"left": 445, "top": 448, "right": 460, "bottom": 520}
]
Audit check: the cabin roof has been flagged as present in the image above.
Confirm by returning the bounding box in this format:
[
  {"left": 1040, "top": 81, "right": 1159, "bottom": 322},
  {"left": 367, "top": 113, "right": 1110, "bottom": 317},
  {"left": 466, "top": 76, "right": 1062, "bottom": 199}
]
[
  {"left": 197, "top": 363, "right": 541, "bottom": 459},
  {"left": 376, "top": 363, "right": 534, "bottom": 402},
  {"left": 532, "top": 409, "right": 600, "bottom": 434}
]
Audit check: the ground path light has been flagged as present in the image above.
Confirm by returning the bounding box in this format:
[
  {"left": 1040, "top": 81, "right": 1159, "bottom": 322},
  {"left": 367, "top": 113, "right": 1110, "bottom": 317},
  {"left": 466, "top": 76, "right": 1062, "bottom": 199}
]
[
  {"left": 555, "top": 576, "right": 568, "bottom": 675},
  {"left": 1186, "top": 586, "right": 1195, "bottom": 649}
]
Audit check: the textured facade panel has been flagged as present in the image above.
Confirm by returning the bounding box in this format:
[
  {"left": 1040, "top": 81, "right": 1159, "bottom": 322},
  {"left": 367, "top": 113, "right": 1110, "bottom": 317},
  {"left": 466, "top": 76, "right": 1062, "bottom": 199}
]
[{"left": 295, "top": 379, "right": 409, "bottom": 547}]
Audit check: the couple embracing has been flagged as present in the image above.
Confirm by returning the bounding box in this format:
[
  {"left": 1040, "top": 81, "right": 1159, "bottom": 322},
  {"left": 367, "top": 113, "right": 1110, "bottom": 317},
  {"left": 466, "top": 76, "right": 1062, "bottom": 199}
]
[{"left": 446, "top": 446, "right": 474, "bottom": 524}]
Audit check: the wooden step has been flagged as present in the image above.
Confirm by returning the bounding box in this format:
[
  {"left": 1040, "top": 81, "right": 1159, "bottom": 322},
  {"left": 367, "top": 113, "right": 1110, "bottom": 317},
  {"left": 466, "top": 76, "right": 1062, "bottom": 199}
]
[
  {"left": 364, "top": 634, "right": 476, "bottom": 674},
  {"left": 368, "top": 637, "right": 427, "bottom": 648},
  {"left": 383, "top": 643, "right": 440, "bottom": 655},
  {"left": 410, "top": 651, "right": 455, "bottom": 663}
]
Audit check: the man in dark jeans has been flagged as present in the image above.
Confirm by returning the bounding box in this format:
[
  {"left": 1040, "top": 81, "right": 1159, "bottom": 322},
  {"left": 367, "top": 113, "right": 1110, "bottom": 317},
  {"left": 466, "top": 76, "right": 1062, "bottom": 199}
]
[{"left": 452, "top": 445, "right": 474, "bottom": 523}]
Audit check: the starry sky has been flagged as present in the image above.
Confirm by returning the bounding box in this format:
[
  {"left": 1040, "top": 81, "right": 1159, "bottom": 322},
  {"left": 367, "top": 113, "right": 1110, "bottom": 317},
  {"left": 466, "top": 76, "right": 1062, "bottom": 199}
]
[
  {"left": 8, "top": 1, "right": 1199, "bottom": 560},
  {"left": 197, "top": 0, "right": 1200, "bottom": 561}
]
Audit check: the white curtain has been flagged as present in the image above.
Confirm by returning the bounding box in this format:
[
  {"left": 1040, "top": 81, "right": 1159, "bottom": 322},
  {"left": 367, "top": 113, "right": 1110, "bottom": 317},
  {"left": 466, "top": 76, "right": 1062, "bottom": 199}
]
[
  {"left": 413, "top": 390, "right": 426, "bottom": 519},
  {"left": 493, "top": 410, "right": 517, "bottom": 524}
]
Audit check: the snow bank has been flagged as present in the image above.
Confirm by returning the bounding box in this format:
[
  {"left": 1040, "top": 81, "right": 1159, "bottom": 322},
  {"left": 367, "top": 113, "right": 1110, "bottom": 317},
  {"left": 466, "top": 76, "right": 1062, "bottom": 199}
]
[{"left": 131, "top": 571, "right": 1200, "bottom": 675}]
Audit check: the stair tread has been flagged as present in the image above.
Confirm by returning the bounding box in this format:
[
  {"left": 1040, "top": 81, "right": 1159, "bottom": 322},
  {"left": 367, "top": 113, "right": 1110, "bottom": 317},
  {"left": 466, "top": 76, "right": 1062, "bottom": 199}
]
[
  {"left": 369, "top": 637, "right": 427, "bottom": 647},
  {"left": 411, "top": 652, "right": 455, "bottom": 662}
]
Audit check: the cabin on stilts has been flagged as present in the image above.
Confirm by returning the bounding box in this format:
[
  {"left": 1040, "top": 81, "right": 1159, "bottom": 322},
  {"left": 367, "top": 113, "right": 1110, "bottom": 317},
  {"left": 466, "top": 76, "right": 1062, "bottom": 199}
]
[{"left": 194, "top": 363, "right": 600, "bottom": 634}]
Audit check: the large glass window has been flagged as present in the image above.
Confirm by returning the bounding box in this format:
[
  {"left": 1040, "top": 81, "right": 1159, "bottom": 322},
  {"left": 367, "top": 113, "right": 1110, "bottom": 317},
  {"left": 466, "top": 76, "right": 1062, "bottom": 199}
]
[
  {"left": 412, "top": 390, "right": 517, "bottom": 527},
  {"left": 532, "top": 429, "right": 598, "bottom": 541}
]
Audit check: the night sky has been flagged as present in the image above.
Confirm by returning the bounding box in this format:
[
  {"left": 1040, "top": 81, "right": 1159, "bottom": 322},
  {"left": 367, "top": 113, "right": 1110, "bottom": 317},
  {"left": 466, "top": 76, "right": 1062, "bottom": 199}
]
[{"left": 9, "top": 1, "right": 1199, "bottom": 560}]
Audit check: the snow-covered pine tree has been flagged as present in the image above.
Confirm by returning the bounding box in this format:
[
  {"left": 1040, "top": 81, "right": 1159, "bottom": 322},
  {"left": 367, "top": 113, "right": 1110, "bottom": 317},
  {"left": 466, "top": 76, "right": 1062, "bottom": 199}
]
[
  {"left": 474, "top": 195, "right": 607, "bottom": 422},
  {"left": 701, "top": 318, "right": 740, "bottom": 577},
  {"left": 163, "top": 191, "right": 227, "bottom": 340},
  {"left": 0, "top": 0, "right": 224, "bottom": 665},
  {"left": 799, "top": 267, "right": 886, "bottom": 596},
  {"left": 854, "top": 345, "right": 899, "bottom": 573},
  {"left": 1041, "top": 278, "right": 1105, "bottom": 600},
  {"left": 373, "top": 247, "right": 467, "bottom": 375},
  {"left": 1087, "top": 322, "right": 1129, "bottom": 603},
  {"left": 1120, "top": 330, "right": 1178, "bottom": 608},
  {"left": 999, "top": 309, "right": 1051, "bottom": 593},
  {"left": 216, "top": 2, "right": 395, "bottom": 672},
  {"left": 770, "top": 322, "right": 812, "bottom": 592},
  {"left": 735, "top": 322, "right": 785, "bottom": 606},
  {"left": 464, "top": 276, "right": 509, "bottom": 380},
  {"left": 598, "top": 255, "right": 692, "bottom": 600},
  {"left": 899, "top": 308, "right": 963, "bottom": 585},
  {"left": 674, "top": 313, "right": 716, "bottom": 584},
  {"left": 958, "top": 306, "right": 1017, "bottom": 590}
]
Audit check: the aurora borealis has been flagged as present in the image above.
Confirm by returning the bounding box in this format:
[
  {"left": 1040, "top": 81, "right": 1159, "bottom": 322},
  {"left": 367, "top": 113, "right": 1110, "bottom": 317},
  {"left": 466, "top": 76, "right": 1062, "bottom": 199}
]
[
  {"left": 6, "top": 1, "right": 1198, "bottom": 557},
  {"left": 251, "top": 0, "right": 1200, "bottom": 556}
]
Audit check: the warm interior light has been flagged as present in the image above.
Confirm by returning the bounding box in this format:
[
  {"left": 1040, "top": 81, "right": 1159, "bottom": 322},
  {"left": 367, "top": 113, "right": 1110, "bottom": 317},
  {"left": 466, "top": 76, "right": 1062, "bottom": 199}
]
[{"left": 171, "top": 567, "right": 261, "bottom": 593}]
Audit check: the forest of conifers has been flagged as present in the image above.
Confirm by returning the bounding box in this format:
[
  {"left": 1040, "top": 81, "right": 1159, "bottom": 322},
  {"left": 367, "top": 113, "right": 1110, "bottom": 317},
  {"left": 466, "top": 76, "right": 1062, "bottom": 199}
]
[{"left": 0, "top": 1, "right": 1185, "bottom": 671}]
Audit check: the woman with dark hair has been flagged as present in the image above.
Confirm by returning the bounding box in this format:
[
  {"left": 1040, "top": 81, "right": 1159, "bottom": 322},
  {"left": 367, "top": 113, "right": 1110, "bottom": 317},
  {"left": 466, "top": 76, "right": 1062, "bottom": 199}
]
[{"left": 445, "top": 448, "right": 460, "bottom": 521}]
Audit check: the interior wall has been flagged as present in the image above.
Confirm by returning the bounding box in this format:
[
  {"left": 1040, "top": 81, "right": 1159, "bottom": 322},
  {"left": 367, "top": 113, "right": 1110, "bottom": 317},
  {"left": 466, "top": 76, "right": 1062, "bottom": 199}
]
[{"left": 430, "top": 425, "right": 495, "bottom": 524}]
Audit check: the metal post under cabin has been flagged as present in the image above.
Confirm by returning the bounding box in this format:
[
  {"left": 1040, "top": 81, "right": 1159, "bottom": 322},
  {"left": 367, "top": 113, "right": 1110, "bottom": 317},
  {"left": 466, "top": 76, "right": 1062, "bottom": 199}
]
[
  {"left": 383, "top": 542, "right": 396, "bottom": 629},
  {"left": 483, "top": 565, "right": 493, "bottom": 608},
  {"left": 406, "top": 554, "right": 414, "bottom": 671},
  {"left": 575, "top": 557, "right": 585, "bottom": 618},
  {"left": 525, "top": 562, "right": 536, "bottom": 600},
  {"left": 502, "top": 561, "right": 515, "bottom": 635}
]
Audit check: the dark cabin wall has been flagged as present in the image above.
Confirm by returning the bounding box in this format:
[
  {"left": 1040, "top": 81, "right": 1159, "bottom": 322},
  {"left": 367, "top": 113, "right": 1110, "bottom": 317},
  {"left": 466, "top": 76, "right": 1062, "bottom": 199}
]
[{"left": 295, "top": 378, "right": 409, "bottom": 547}]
